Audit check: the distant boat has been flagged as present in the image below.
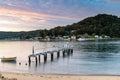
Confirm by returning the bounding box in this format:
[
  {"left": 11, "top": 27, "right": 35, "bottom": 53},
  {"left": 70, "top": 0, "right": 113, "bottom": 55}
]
[
  {"left": 0, "top": 57, "right": 16, "bottom": 62},
  {"left": 77, "top": 38, "right": 86, "bottom": 41}
]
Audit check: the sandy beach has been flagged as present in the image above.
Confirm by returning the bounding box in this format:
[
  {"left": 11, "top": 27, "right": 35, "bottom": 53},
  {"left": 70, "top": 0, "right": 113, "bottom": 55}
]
[{"left": 0, "top": 72, "right": 120, "bottom": 80}]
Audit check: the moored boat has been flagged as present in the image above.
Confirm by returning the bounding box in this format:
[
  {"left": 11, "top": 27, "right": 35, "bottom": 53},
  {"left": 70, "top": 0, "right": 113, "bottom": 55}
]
[
  {"left": 77, "top": 38, "right": 86, "bottom": 41},
  {"left": 0, "top": 57, "right": 16, "bottom": 62}
]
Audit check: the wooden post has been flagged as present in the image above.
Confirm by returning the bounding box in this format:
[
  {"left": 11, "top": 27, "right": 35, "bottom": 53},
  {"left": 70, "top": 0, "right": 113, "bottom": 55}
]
[
  {"left": 38, "top": 55, "right": 40, "bottom": 63},
  {"left": 28, "top": 56, "right": 31, "bottom": 63},
  {"left": 28, "top": 56, "right": 31, "bottom": 66},
  {"left": 35, "top": 57, "right": 37, "bottom": 64},
  {"left": 71, "top": 49, "right": 73, "bottom": 54},
  {"left": 57, "top": 51, "right": 60, "bottom": 58},
  {"left": 51, "top": 53, "right": 54, "bottom": 61},
  {"left": 44, "top": 54, "right": 47, "bottom": 63},
  {"left": 63, "top": 50, "right": 65, "bottom": 57},
  {"left": 44, "top": 55, "right": 46, "bottom": 63}
]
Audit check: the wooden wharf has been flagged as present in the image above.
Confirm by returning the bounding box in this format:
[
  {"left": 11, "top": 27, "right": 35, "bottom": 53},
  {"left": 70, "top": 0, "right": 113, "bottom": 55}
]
[{"left": 28, "top": 47, "right": 73, "bottom": 65}]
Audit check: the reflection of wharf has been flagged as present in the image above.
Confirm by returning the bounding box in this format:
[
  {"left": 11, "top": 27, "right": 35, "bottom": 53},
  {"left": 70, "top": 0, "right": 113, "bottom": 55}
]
[{"left": 28, "top": 46, "right": 73, "bottom": 65}]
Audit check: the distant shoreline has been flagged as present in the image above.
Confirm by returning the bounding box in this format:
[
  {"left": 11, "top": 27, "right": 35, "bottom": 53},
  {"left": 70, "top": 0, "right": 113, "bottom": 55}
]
[{"left": 0, "top": 38, "right": 119, "bottom": 42}]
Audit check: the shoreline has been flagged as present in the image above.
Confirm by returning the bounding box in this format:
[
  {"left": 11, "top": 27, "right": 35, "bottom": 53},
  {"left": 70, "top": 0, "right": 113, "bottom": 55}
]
[
  {"left": 1, "top": 72, "right": 120, "bottom": 80},
  {"left": 2, "top": 71, "right": 120, "bottom": 76},
  {"left": 0, "top": 38, "right": 119, "bottom": 42}
]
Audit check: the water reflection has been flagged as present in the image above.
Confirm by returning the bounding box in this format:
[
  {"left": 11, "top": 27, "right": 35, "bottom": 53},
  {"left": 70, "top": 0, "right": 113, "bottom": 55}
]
[
  {"left": 75, "top": 41, "right": 120, "bottom": 61},
  {"left": 1, "top": 60, "right": 16, "bottom": 63},
  {"left": 82, "top": 42, "right": 118, "bottom": 53}
]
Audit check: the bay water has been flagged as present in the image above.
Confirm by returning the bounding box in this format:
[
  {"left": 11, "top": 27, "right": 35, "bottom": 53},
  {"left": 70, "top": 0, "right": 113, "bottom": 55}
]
[{"left": 0, "top": 40, "right": 120, "bottom": 75}]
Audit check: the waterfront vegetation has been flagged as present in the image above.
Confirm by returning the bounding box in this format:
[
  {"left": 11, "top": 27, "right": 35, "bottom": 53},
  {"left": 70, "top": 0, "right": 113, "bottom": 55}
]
[{"left": 0, "top": 14, "right": 120, "bottom": 41}]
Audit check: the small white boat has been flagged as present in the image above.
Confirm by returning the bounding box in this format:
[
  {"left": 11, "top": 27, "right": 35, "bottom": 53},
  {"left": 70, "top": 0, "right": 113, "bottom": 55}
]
[
  {"left": 77, "top": 38, "right": 86, "bottom": 41},
  {"left": 0, "top": 57, "right": 16, "bottom": 62}
]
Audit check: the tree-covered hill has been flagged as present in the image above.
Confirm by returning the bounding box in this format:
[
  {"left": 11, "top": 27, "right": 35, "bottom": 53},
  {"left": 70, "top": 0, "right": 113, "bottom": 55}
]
[
  {"left": 0, "top": 14, "right": 120, "bottom": 40},
  {"left": 68, "top": 14, "right": 120, "bottom": 37},
  {"left": 43, "top": 14, "right": 120, "bottom": 38}
]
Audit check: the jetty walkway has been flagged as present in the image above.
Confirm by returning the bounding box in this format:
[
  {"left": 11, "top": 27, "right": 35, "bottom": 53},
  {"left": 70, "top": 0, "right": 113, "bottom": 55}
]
[{"left": 28, "top": 46, "right": 73, "bottom": 65}]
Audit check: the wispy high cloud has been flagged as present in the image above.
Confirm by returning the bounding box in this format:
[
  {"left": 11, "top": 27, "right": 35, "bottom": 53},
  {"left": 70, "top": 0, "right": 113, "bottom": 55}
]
[{"left": 0, "top": 6, "right": 78, "bottom": 31}]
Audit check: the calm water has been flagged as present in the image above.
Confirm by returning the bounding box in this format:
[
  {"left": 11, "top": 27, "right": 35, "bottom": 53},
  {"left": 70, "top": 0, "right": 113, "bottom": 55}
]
[{"left": 0, "top": 40, "right": 120, "bottom": 75}]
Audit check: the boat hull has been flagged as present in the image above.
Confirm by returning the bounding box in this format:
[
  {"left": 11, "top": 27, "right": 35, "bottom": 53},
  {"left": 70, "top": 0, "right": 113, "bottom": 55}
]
[{"left": 1, "top": 57, "right": 16, "bottom": 62}]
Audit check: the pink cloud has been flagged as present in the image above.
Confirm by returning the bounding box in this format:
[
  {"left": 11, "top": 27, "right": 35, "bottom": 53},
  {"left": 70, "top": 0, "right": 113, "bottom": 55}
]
[{"left": 0, "top": 7, "right": 78, "bottom": 31}]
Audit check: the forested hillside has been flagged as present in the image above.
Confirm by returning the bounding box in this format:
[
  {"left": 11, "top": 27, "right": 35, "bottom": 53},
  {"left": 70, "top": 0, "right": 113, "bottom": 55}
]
[{"left": 49, "top": 14, "right": 120, "bottom": 37}]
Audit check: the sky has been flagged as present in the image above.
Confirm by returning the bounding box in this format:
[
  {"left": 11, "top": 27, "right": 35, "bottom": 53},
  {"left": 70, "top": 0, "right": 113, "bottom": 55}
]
[{"left": 0, "top": 0, "right": 120, "bottom": 31}]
